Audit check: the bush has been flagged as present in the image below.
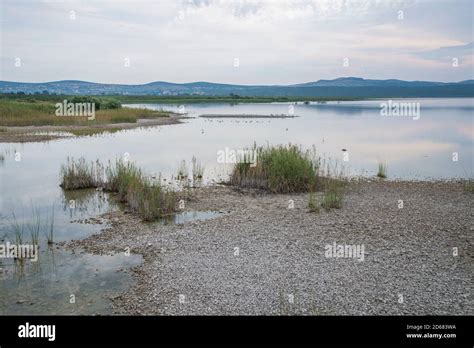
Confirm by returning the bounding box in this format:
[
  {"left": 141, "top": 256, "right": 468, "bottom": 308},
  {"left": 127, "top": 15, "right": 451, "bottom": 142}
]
[
  {"left": 101, "top": 99, "right": 121, "bottom": 109},
  {"left": 69, "top": 96, "right": 122, "bottom": 110}
]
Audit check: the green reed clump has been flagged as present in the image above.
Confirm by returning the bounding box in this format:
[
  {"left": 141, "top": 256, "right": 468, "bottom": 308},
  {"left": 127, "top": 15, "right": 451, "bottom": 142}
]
[
  {"left": 126, "top": 179, "right": 177, "bottom": 221},
  {"left": 321, "top": 179, "right": 344, "bottom": 210},
  {"left": 176, "top": 160, "right": 188, "bottom": 181},
  {"left": 377, "top": 161, "right": 387, "bottom": 179},
  {"left": 60, "top": 157, "right": 105, "bottom": 190},
  {"left": 11, "top": 213, "right": 24, "bottom": 257},
  {"left": 59, "top": 158, "right": 178, "bottom": 220},
  {"left": 230, "top": 144, "right": 319, "bottom": 193},
  {"left": 28, "top": 206, "right": 41, "bottom": 247},
  {"left": 308, "top": 191, "right": 320, "bottom": 213},
  {"left": 46, "top": 205, "right": 55, "bottom": 245},
  {"left": 191, "top": 156, "right": 204, "bottom": 187},
  {"left": 105, "top": 160, "right": 144, "bottom": 201}
]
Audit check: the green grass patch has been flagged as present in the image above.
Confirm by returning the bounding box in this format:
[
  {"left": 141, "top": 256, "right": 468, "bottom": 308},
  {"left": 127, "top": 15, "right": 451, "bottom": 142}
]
[
  {"left": 60, "top": 158, "right": 105, "bottom": 190},
  {"left": 60, "top": 158, "right": 177, "bottom": 221},
  {"left": 0, "top": 99, "right": 170, "bottom": 127},
  {"left": 321, "top": 179, "right": 344, "bottom": 210},
  {"left": 308, "top": 192, "right": 320, "bottom": 213},
  {"left": 230, "top": 144, "right": 346, "bottom": 210},
  {"left": 377, "top": 161, "right": 388, "bottom": 178},
  {"left": 464, "top": 178, "right": 474, "bottom": 193},
  {"left": 230, "top": 144, "right": 319, "bottom": 193}
]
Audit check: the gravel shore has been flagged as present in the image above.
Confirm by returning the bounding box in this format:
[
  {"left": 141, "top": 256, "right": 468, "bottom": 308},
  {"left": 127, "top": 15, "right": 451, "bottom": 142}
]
[{"left": 66, "top": 181, "right": 473, "bottom": 315}]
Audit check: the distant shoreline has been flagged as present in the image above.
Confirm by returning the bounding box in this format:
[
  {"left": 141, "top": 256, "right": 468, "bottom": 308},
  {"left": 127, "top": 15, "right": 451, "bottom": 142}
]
[
  {"left": 3, "top": 93, "right": 474, "bottom": 105},
  {"left": 199, "top": 113, "right": 299, "bottom": 119}
]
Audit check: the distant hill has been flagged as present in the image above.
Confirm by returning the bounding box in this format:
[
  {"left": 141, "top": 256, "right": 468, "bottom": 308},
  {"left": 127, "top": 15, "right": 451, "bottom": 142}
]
[
  {"left": 290, "top": 77, "right": 459, "bottom": 87},
  {"left": 0, "top": 77, "right": 473, "bottom": 97}
]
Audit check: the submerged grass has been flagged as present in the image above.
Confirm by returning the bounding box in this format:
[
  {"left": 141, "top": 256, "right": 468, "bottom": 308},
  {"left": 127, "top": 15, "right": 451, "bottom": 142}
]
[
  {"left": 28, "top": 206, "right": 41, "bottom": 248},
  {"left": 176, "top": 160, "right": 189, "bottom": 182},
  {"left": 11, "top": 213, "right": 24, "bottom": 257},
  {"left": 59, "top": 158, "right": 177, "bottom": 221},
  {"left": 46, "top": 205, "right": 55, "bottom": 245},
  {"left": 10, "top": 205, "right": 56, "bottom": 261},
  {"left": 192, "top": 156, "right": 204, "bottom": 186}
]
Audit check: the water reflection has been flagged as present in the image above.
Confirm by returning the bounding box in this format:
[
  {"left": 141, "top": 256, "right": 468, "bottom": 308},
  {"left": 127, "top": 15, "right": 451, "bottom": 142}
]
[
  {"left": 0, "top": 248, "right": 142, "bottom": 315},
  {"left": 152, "top": 210, "right": 224, "bottom": 226}
]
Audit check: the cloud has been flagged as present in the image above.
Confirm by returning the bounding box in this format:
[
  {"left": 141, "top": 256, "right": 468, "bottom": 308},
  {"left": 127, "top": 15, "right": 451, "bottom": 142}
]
[
  {"left": 414, "top": 42, "right": 474, "bottom": 64},
  {"left": 0, "top": 0, "right": 472, "bottom": 84}
]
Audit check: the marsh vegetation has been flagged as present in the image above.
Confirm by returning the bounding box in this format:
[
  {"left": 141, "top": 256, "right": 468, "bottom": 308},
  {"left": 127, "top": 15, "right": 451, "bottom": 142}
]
[
  {"left": 229, "top": 144, "right": 347, "bottom": 211},
  {"left": 60, "top": 158, "right": 178, "bottom": 221},
  {"left": 0, "top": 98, "right": 171, "bottom": 127}
]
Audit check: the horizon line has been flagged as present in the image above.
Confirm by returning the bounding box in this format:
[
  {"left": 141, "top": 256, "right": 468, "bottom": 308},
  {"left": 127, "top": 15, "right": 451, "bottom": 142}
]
[{"left": 1, "top": 76, "right": 473, "bottom": 86}]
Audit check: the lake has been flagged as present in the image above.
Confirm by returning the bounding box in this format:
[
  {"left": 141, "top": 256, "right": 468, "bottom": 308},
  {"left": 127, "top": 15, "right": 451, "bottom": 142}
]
[{"left": 0, "top": 98, "right": 472, "bottom": 314}]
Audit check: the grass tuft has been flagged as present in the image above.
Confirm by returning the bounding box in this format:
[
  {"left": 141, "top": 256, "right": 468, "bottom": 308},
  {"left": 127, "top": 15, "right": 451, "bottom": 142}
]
[
  {"left": 46, "top": 205, "right": 55, "bottom": 245},
  {"left": 321, "top": 180, "right": 344, "bottom": 210},
  {"left": 59, "top": 158, "right": 178, "bottom": 221},
  {"left": 231, "top": 144, "right": 346, "bottom": 210},
  {"left": 377, "top": 162, "right": 387, "bottom": 179},
  {"left": 230, "top": 144, "right": 319, "bottom": 193},
  {"left": 28, "top": 205, "right": 41, "bottom": 248},
  {"left": 464, "top": 178, "right": 474, "bottom": 193},
  {"left": 191, "top": 156, "right": 204, "bottom": 187},
  {"left": 60, "top": 158, "right": 105, "bottom": 190},
  {"left": 308, "top": 192, "right": 320, "bottom": 213}
]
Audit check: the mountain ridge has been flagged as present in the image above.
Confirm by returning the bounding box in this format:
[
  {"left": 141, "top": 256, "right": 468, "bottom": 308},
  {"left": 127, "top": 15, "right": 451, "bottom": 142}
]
[{"left": 1, "top": 77, "right": 473, "bottom": 97}]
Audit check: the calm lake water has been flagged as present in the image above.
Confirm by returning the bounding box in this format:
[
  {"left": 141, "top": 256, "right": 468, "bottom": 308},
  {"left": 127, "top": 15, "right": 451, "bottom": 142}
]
[{"left": 0, "top": 98, "right": 472, "bottom": 314}]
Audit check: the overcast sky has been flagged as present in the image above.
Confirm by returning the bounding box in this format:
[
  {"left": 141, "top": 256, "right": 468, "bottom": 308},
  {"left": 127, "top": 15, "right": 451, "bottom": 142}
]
[{"left": 1, "top": 0, "right": 472, "bottom": 84}]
